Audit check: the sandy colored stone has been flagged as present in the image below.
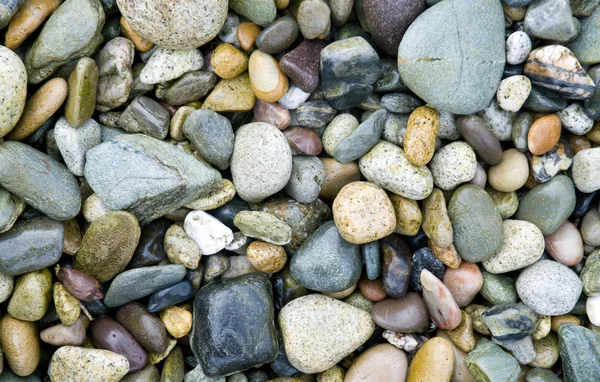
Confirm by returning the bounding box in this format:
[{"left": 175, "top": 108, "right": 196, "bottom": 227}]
[
  {"left": 488, "top": 149, "right": 529, "bottom": 192},
  {"left": 247, "top": 240, "right": 287, "bottom": 274},
  {"left": 345, "top": 343, "right": 407, "bottom": 382},
  {"left": 165, "top": 224, "right": 202, "bottom": 269},
  {"left": 0, "top": 315, "right": 39, "bottom": 377},
  {"left": 4, "top": 0, "right": 62, "bottom": 50},
  {"left": 249, "top": 50, "right": 289, "bottom": 102},
  {"left": 389, "top": 193, "right": 421, "bottom": 236},
  {"left": 445, "top": 311, "right": 476, "bottom": 352},
  {"left": 530, "top": 332, "right": 559, "bottom": 369},
  {"left": 407, "top": 337, "right": 454, "bottom": 382},
  {"left": 333, "top": 181, "right": 396, "bottom": 244},
  {"left": 82, "top": 193, "right": 110, "bottom": 223},
  {"left": 7, "top": 268, "right": 52, "bottom": 321},
  {"left": 120, "top": 16, "right": 153, "bottom": 52},
  {"left": 184, "top": 179, "right": 236, "bottom": 210},
  {"left": 551, "top": 314, "right": 581, "bottom": 332},
  {"left": 430, "top": 241, "right": 461, "bottom": 269},
  {"left": 54, "top": 281, "right": 81, "bottom": 326},
  {"left": 422, "top": 188, "right": 453, "bottom": 248},
  {"left": 160, "top": 306, "right": 192, "bottom": 339},
  {"left": 63, "top": 218, "right": 82, "bottom": 255},
  {"left": 317, "top": 365, "right": 345, "bottom": 382},
  {"left": 323, "top": 284, "right": 357, "bottom": 299},
  {"left": 170, "top": 106, "right": 195, "bottom": 141},
  {"left": 237, "top": 22, "right": 262, "bottom": 51},
  {"left": 212, "top": 43, "right": 249, "bottom": 79},
  {"left": 202, "top": 73, "right": 256, "bottom": 112},
  {"left": 404, "top": 106, "right": 439, "bottom": 166},
  {"left": 319, "top": 158, "right": 361, "bottom": 202},
  {"left": 49, "top": 346, "right": 129, "bottom": 382},
  {"left": 6, "top": 77, "right": 68, "bottom": 140},
  {"left": 528, "top": 114, "right": 561, "bottom": 155}
]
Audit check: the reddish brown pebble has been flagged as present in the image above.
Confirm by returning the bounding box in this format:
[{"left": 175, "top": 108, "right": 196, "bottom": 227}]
[
  {"left": 421, "top": 269, "right": 462, "bottom": 330},
  {"left": 57, "top": 267, "right": 104, "bottom": 302},
  {"left": 279, "top": 39, "right": 327, "bottom": 93},
  {"left": 283, "top": 126, "right": 322, "bottom": 155},
  {"left": 358, "top": 277, "right": 387, "bottom": 302},
  {"left": 253, "top": 99, "right": 290, "bottom": 129},
  {"left": 528, "top": 114, "right": 561, "bottom": 155},
  {"left": 442, "top": 262, "right": 483, "bottom": 308},
  {"left": 90, "top": 316, "right": 148, "bottom": 372},
  {"left": 371, "top": 293, "right": 430, "bottom": 333}
]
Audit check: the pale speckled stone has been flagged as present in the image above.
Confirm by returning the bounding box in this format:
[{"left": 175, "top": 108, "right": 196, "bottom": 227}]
[
  {"left": 496, "top": 75, "right": 531, "bottom": 112},
  {"left": 477, "top": 99, "right": 515, "bottom": 141},
  {"left": 184, "top": 179, "right": 236, "bottom": 211},
  {"left": 573, "top": 148, "right": 600, "bottom": 193},
  {"left": 49, "top": 346, "right": 129, "bottom": 382},
  {"left": 429, "top": 141, "right": 477, "bottom": 191},
  {"left": 483, "top": 220, "right": 544, "bottom": 274},
  {"left": 0, "top": 46, "right": 27, "bottom": 138},
  {"left": 278, "top": 294, "right": 375, "bottom": 374},
  {"left": 117, "top": 0, "right": 228, "bottom": 49},
  {"left": 284, "top": 156, "right": 325, "bottom": 203},
  {"left": 140, "top": 48, "right": 204, "bottom": 85},
  {"left": 506, "top": 31, "right": 532, "bottom": 65},
  {"left": 359, "top": 141, "right": 433, "bottom": 200},
  {"left": 234, "top": 210, "right": 292, "bottom": 245},
  {"left": 165, "top": 224, "right": 202, "bottom": 269},
  {"left": 54, "top": 117, "right": 102, "bottom": 176},
  {"left": 557, "top": 103, "right": 594, "bottom": 135},
  {"left": 8, "top": 268, "right": 52, "bottom": 321},
  {"left": 438, "top": 111, "right": 460, "bottom": 140},
  {"left": 0, "top": 272, "right": 13, "bottom": 303}
]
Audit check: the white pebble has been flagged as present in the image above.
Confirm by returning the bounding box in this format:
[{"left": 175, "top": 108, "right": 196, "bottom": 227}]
[
  {"left": 278, "top": 85, "right": 311, "bottom": 109},
  {"left": 587, "top": 295, "right": 600, "bottom": 326},
  {"left": 496, "top": 75, "right": 531, "bottom": 113},
  {"left": 557, "top": 103, "right": 594, "bottom": 135},
  {"left": 506, "top": 31, "right": 532, "bottom": 65},
  {"left": 184, "top": 210, "right": 234, "bottom": 255}
]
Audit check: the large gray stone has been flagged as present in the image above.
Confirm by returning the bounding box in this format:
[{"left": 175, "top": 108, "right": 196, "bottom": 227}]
[
  {"left": 0, "top": 141, "right": 81, "bottom": 221},
  {"left": 397, "top": 0, "right": 505, "bottom": 114},
  {"left": 568, "top": 5, "right": 600, "bottom": 65},
  {"left": 525, "top": 0, "right": 580, "bottom": 43},
  {"left": 84, "top": 134, "right": 221, "bottom": 221},
  {"left": 183, "top": 109, "right": 234, "bottom": 171},
  {"left": 24, "top": 0, "right": 105, "bottom": 84}
]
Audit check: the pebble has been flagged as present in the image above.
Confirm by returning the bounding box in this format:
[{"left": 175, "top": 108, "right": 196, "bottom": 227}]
[
  {"left": 0, "top": 315, "right": 39, "bottom": 377},
  {"left": 140, "top": 48, "right": 203, "bottom": 85},
  {"left": 53, "top": 282, "right": 80, "bottom": 325},
  {"left": 530, "top": 332, "right": 560, "bottom": 368},
  {"left": 40, "top": 315, "right": 88, "bottom": 347},
  {"left": 278, "top": 294, "right": 374, "bottom": 374},
  {"left": 4, "top": 0, "right": 62, "bottom": 50},
  {"left": 496, "top": 75, "right": 532, "bottom": 112},
  {"left": 64, "top": 58, "right": 98, "bottom": 128},
  {"left": 359, "top": 141, "right": 433, "bottom": 200},
  {"left": 248, "top": 50, "right": 288, "bottom": 103},
  {"left": 345, "top": 343, "right": 407, "bottom": 382},
  {"left": 464, "top": 338, "right": 520, "bottom": 382},
  {"left": 476, "top": 99, "right": 515, "bottom": 141},
  {"left": 0, "top": 188, "right": 25, "bottom": 235},
  {"left": 293, "top": 0, "right": 331, "bottom": 39},
  {"left": 331, "top": 109, "right": 386, "bottom": 163},
  {"left": 234, "top": 211, "right": 292, "bottom": 245},
  {"left": 319, "top": 158, "right": 361, "bottom": 202},
  {"left": 211, "top": 43, "right": 248, "bottom": 79},
  {"left": 296, "top": 101, "right": 336, "bottom": 129},
  {"left": 164, "top": 224, "right": 201, "bottom": 269},
  {"left": 421, "top": 269, "right": 462, "bottom": 330},
  {"left": 404, "top": 106, "right": 439, "bottom": 166},
  {"left": 389, "top": 194, "right": 421, "bottom": 236},
  {"left": 7, "top": 268, "right": 52, "bottom": 321},
  {"left": 48, "top": 346, "right": 129, "bottom": 382},
  {"left": 558, "top": 324, "right": 600, "bottom": 382},
  {"left": 381, "top": 93, "right": 423, "bottom": 114},
  {"left": 117, "top": 95, "right": 170, "bottom": 139},
  {"left": 184, "top": 210, "right": 233, "bottom": 255},
  {"left": 407, "top": 337, "right": 454, "bottom": 382},
  {"left": 54, "top": 117, "right": 101, "bottom": 176},
  {"left": 90, "top": 315, "right": 148, "bottom": 371},
  {"left": 529, "top": 140, "right": 573, "bottom": 183},
  {"left": 255, "top": 16, "right": 298, "bottom": 54},
  {"left": 56, "top": 267, "right": 103, "bottom": 301},
  {"left": 573, "top": 148, "right": 600, "bottom": 193},
  {"left": 246, "top": 241, "right": 287, "bottom": 274},
  {"left": 332, "top": 181, "right": 396, "bottom": 244},
  {"left": 380, "top": 234, "right": 412, "bottom": 298},
  {"left": 253, "top": 100, "right": 290, "bottom": 130},
  {"left": 544, "top": 220, "right": 584, "bottom": 266},
  {"left": 581, "top": 208, "right": 600, "bottom": 246},
  {"left": 429, "top": 141, "right": 477, "bottom": 191},
  {"left": 443, "top": 262, "right": 483, "bottom": 307},
  {"left": 94, "top": 37, "right": 135, "bottom": 112},
  {"left": 524, "top": 0, "right": 579, "bottom": 42},
  {"left": 0, "top": 0, "right": 24, "bottom": 29},
  {"left": 183, "top": 109, "right": 234, "bottom": 171},
  {"left": 284, "top": 127, "right": 322, "bottom": 155},
  {"left": 229, "top": 0, "right": 275, "bottom": 27},
  {"left": 581, "top": 249, "right": 600, "bottom": 296},
  {"left": 165, "top": 71, "right": 217, "bottom": 106},
  {"left": 484, "top": 219, "right": 544, "bottom": 274},
  {"left": 118, "top": 0, "right": 227, "bottom": 49},
  {"left": 202, "top": 73, "right": 256, "bottom": 112},
  {"left": 114, "top": 302, "right": 169, "bottom": 355},
  {"left": 159, "top": 306, "right": 192, "bottom": 339},
  {"left": 0, "top": 46, "right": 26, "bottom": 138},
  {"left": 119, "top": 16, "right": 152, "bottom": 52},
  {"left": 6, "top": 77, "right": 68, "bottom": 141},
  {"left": 397, "top": 0, "right": 505, "bottom": 114},
  {"left": 558, "top": 103, "right": 594, "bottom": 135},
  {"left": 527, "top": 114, "right": 562, "bottom": 156},
  {"left": 230, "top": 122, "right": 292, "bottom": 202},
  {"left": 371, "top": 293, "right": 429, "bottom": 333},
  {"left": 237, "top": 22, "right": 262, "bottom": 51},
  {"left": 456, "top": 115, "right": 503, "bottom": 165},
  {"left": 185, "top": 180, "right": 234, "bottom": 211},
  {"left": 568, "top": 4, "right": 600, "bottom": 65},
  {"left": 506, "top": 31, "right": 532, "bottom": 65},
  {"left": 516, "top": 260, "right": 583, "bottom": 315},
  {"left": 280, "top": 39, "right": 326, "bottom": 93},
  {"left": 480, "top": 271, "right": 518, "bottom": 305},
  {"left": 487, "top": 187, "right": 519, "bottom": 219},
  {"left": 422, "top": 189, "right": 453, "bottom": 248},
  {"left": 512, "top": 112, "right": 532, "bottom": 152},
  {"left": 278, "top": 85, "right": 311, "bottom": 111},
  {"left": 481, "top": 303, "right": 537, "bottom": 340}
]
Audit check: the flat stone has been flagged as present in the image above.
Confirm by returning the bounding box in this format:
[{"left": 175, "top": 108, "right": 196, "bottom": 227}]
[
  {"left": 65, "top": 58, "right": 99, "bottom": 128},
  {"left": 165, "top": 71, "right": 217, "bottom": 106},
  {"left": 49, "top": 346, "right": 129, "bottom": 382},
  {"left": 558, "top": 324, "right": 600, "bottom": 382},
  {"left": 524, "top": 0, "right": 579, "bottom": 42},
  {"left": 90, "top": 316, "right": 147, "bottom": 372},
  {"left": 407, "top": 337, "right": 454, "bottom": 382},
  {"left": 140, "top": 48, "right": 203, "bottom": 84},
  {"left": 371, "top": 293, "right": 429, "bottom": 332},
  {"left": 464, "top": 338, "right": 520, "bottom": 382},
  {"left": 233, "top": 211, "right": 292, "bottom": 245}
]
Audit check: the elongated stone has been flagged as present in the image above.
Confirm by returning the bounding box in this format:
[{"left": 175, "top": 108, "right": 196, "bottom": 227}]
[{"left": 421, "top": 269, "right": 461, "bottom": 330}]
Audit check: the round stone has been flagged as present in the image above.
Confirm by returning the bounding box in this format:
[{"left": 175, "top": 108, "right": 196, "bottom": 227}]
[
  {"left": 345, "top": 344, "right": 408, "bottom": 382},
  {"left": 557, "top": 103, "right": 594, "bottom": 135},
  {"left": 319, "top": 158, "right": 361, "bottom": 202},
  {"left": 332, "top": 181, "right": 396, "bottom": 245},
  {"left": 488, "top": 148, "right": 529, "bottom": 192},
  {"left": 284, "top": 156, "right": 326, "bottom": 203},
  {"left": 0, "top": 45, "right": 27, "bottom": 138},
  {"left": 407, "top": 337, "right": 454, "bottom": 382},
  {"left": 211, "top": 43, "right": 249, "bottom": 79},
  {"left": 429, "top": 141, "right": 477, "bottom": 191},
  {"left": 7, "top": 268, "right": 52, "bottom": 321},
  {"left": 246, "top": 241, "right": 287, "bottom": 274},
  {"left": 506, "top": 31, "right": 532, "bottom": 65},
  {"left": 544, "top": 220, "right": 584, "bottom": 266},
  {"left": 248, "top": 50, "right": 288, "bottom": 103},
  {"left": 573, "top": 148, "right": 600, "bottom": 193},
  {"left": 49, "top": 346, "right": 129, "bottom": 382},
  {"left": 390, "top": 194, "right": 422, "bottom": 236},
  {"left": 528, "top": 114, "right": 562, "bottom": 155},
  {"left": 496, "top": 75, "right": 531, "bottom": 112},
  {"left": 0, "top": 315, "right": 40, "bottom": 377},
  {"left": 116, "top": 0, "right": 228, "bottom": 49},
  {"left": 443, "top": 262, "right": 483, "bottom": 307},
  {"left": 483, "top": 220, "right": 544, "bottom": 274},
  {"left": 371, "top": 293, "right": 429, "bottom": 332}
]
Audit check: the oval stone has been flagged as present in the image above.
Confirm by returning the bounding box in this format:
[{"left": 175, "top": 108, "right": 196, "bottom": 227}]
[
  {"left": 0, "top": 315, "right": 39, "bottom": 377},
  {"left": 115, "top": 302, "right": 170, "bottom": 354},
  {"left": 0, "top": 45, "right": 27, "bottom": 137},
  {"left": 371, "top": 293, "right": 429, "bottom": 333},
  {"left": 90, "top": 315, "right": 148, "bottom": 372},
  {"left": 407, "top": 337, "right": 454, "bottom": 382},
  {"left": 49, "top": 346, "right": 129, "bottom": 382},
  {"left": 483, "top": 220, "right": 544, "bottom": 274},
  {"left": 345, "top": 343, "right": 408, "bottom": 382}
]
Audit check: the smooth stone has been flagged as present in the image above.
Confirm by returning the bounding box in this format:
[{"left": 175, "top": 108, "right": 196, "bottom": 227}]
[
  {"left": 524, "top": 45, "right": 595, "bottom": 100},
  {"left": 49, "top": 346, "right": 129, "bottom": 382},
  {"left": 481, "top": 271, "right": 518, "bottom": 305},
  {"left": 0, "top": 188, "right": 25, "bottom": 235},
  {"left": 362, "top": 241, "right": 380, "bottom": 280},
  {"left": 446, "top": 310, "right": 476, "bottom": 352},
  {"left": 56, "top": 267, "right": 103, "bottom": 302},
  {"left": 545, "top": 221, "right": 584, "bottom": 266},
  {"left": 104, "top": 264, "right": 186, "bottom": 307},
  {"left": 237, "top": 21, "right": 261, "bottom": 51},
  {"left": 569, "top": 5, "right": 600, "bottom": 65},
  {"left": 528, "top": 114, "right": 561, "bottom": 156},
  {"left": 404, "top": 106, "right": 438, "bottom": 166},
  {"left": 246, "top": 241, "right": 286, "bottom": 274},
  {"left": 211, "top": 43, "right": 248, "bottom": 79},
  {"left": 464, "top": 338, "right": 521, "bottom": 381},
  {"left": 410, "top": 247, "right": 445, "bottom": 292},
  {"left": 117, "top": 0, "right": 227, "bottom": 49},
  {"left": 380, "top": 234, "right": 411, "bottom": 298},
  {"left": 279, "top": 40, "right": 326, "bottom": 93},
  {"left": 320, "top": 37, "right": 381, "bottom": 109},
  {"left": 497, "top": 75, "right": 531, "bottom": 112},
  {"left": 359, "top": 277, "right": 386, "bottom": 302},
  {"left": 0, "top": 46, "right": 27, "bottom": 137},
  {"left": 65, "top": 57, "right": 99, "bottom": 128},
  {"left": 476, "top": 99, "right": 515, "bottom": 141},
  {"left": 527, "top": 368, "right": 561, "bottom": 382},
  {"left": 381, "top": 93, "right": 422, "bottom": 114},
  {"left": 121, "top": 364, "right": 160, "bottom": 382},
  {"left": 90, "top": 316, "right": 147, "bottom": 372},
  {"left": 397, "top": 0, "right": 505, "bottom": 114},
  {"left": 407, "top": 337, "right": 454, "bottom": 382},
  {"left": 119, "top": 16, "right": 152, "bottom": 52},
  {"left": 429, "top": 141, "right": 477, "bottom": 191},
  {"left": 515, "top": 175, "right": 576, "bottom": 235},
  {"left": 481, "top": 303, "right": 537, "bottom": 340},
  {"left": 456, "top": 115, "right": 503, "bottom": 165},
  {"left": 331, "top": 109, "right": 386, "bottom": 163},
  {"left": 332, "top": 181, "right": 395, "bottom": 244},
  {"left": 296, "top": 101, "right": 336, "bottom": 129},
  {"left": 290, "top": 220, "right": 360, "bottom": 292},
  {"left": 278, "top": 85, "right": 310, "bottom": 111},
  {"left": 54, "top": 282, "right": 80, "bottom": 325},
  {"left": 183, "top": 109, "right": 234, "bottom": 171},
  {"left": 581, "top": 249, "right": 600, "bottom": 296},
  {"left": 24, "top": 0, "right": 105, "bottom": 84},
  {"left": 184, "top": 210, "right": 234, "bottom": 255},
  {"left": 487, "top": 188, "right": 519, "bottom": 219},
  {"left": 128, "top": 218, "right": 170, "bottom": 268},
  {"left": 345, "top": 343, "right": 407, "bottom": 382},
  {"left": 161, "top": 346, "right": 184, "bottom": 382},
  {"left": 0, "top": 272, "right": 13, "bottom": 304},
  {"left": 75, "top": 211, "right": 141, "bottom": 282},
  {"left": 278, "top": 294, "right": 374, "bottom": 374},
  {"left": 0, "top": 315, "right": 39, "bottom": 377},
  {"left": 483, "top": 220, "right": 544, "bottom": 274},
  {"left": 54, "top": 117, "right": 101, "bottom": 176},
  {"left": 512, "top": 112, "right": 532, "bottom": 152},
  {"left": 234, "top": 211, "right": 292, "bottom": 246},
  {"left": 0, "top": 0, "right": 24, "bottom": 29},
  {"left": 530, "top": 332, "right": 560, "bottom": 369},
  {"left": 448, "top": 185, "right": 504, "bottom": 262},
  {"left": 506, "top": 31, "right": 532, "bottom": 66},
  {"left": 85, "top": 134, "right": 221, "bottom": 221},
  {"left": 253, "top": 100, "right": 290, "bottom": 130},
  {"left": 558, "top": 103, "right": 594, "bottom": 135},
  {"left": 230, "top": 122, "right": 292, "bottom": 203},
  {"left": 371, "top": 293, "right": 429, "bottom": 332},
  {"left": 390, "top": 194, "right": 421, "bottom": 236},
  {"left": 94, "top": 37, "right": 135, "bottom": 112},
  {"left": 588, "top": 295, "right": 600, "bottom": 326},
  {"left": 117, "top": 96, "right": 170, "bottom": 140},
  {"left": 524, "top": 87, "right": 568, "bottom": 113},
  {"left": 442, "top": 262, "right": 482, "bottom": 308},
  {"left": 192, "top": 273, "right": 278, "bottom": 377},
  {"left": 165, "top": 224, "right": 201, "bottom": 269},
  {"left": 319, "top": 158, "right": 361, "bottom": 202},
  {"left": 421, "top": 269, "right": 462, "bottom": 330},
  {"left": 359, "top": 141, "right": 433, "bottom": 200},
  {"left": 160, "top": 306, "right": 192, "bottom": 339},
  {"left": 0, "top": 141, "right": 80, "bottom": 220},
  {"left": 248, "top": 50, "right": 288, "bottom": 103},
  {"left": 164, "top": 71, "right": 217, "bottom": 106},
  {"left": 7, "top": 268, "right": 52, "bottom": 321},
  {"left": 184, "top": 179, "right": 235, "bottom": 212},
  {"left": 140, "top": 48, "right": 203, "bottom": 85},
  {"left": 573, "top": 148, "right": 600, "bottom": 193},
  {"left": 202, "top": 73, "right": 256, "bottom": 112},
  {"left": 558, "top": 324, "right": 600, "bottom": 382},
  {"left": 40, "top": 315, "right": 88, "bottom": 346},
  {"left": 115, "top": 302, "right": 170, "bottom": 354},
  {"left": 229, "top": 0, "right": 275, "bottom": 27},
  {"left": 284, "top": 156, "right": 325, "bottom": 203},
  {"left": 255, "top": 16, "right": 298, "bottom": 54},
  {"left": 524, "top": 0, "right": 579, "bottom": 42},
  {"left": 516, "top": 260, "right": 583, "bottom": 315},
  {"left": 0, "top": 217, "right": 63, "bottom": 276},
  {"left": 283, "top": 127, "right": 322, "bottom": 155},
  {"left": 571, "top": 0, "right": 600, "bottom": 16}
]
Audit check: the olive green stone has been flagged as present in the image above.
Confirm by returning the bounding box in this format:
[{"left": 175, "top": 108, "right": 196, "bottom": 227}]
[
  {"left": 7, "top": 268, "right": 53, "bottom": 321},
  {"left": 65, "top": 58, "right": 99, "bottom": 128},
  {"left": 480, "top": 270, "right": 518, "bottom": 305},
  {"left": 0, "top": 188, "right": 25, "bottom": 234},
  {"left": 515, "top": 175, "right": 576, "bottom": 236},
  {"left": 75, "top": 211, "right": 141, "bottom": 282},
  {"left": 581, "top": 249, "right": 600, "bottom": 296},
  {"left": 233, "top": 211, "right": 292, "bottom": 245},
  {"left": 486, "top": 187, "right": 518, "bottom": 220},
  {"left": 161, "top": 346, "right": 185, "bottom": 382},
  {"left": 464, "top": 338, "right": 520, "bottom": 382},
  {"left": 448, "top": 185, "right": 504, "bottom": 262},
  {"left": 230, "top": 0, "right": 276, "bottom": 27}
]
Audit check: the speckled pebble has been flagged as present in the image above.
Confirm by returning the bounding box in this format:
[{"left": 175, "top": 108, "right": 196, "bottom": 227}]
[
  {"left": 506, "top": 31, "right": 532, "bottom": 65},
  {"left": 0, "top": 46, "right": 28, "bottom": 138},
  {"left": 140, "top": 48, "right": 204, "bottom": 85},
  {"left": 49, "top": 346, "right": 129, "bottom": 382},
  {"left": 429, "top": 141, "right": 477, "bottom": 191},
  {"left": 572, "top": 148, "right": 600, "bottom": 193},
  {"left": 496, "top": 75, "right": 531, "bottom": 112},
  {"left": 284, "top": 156, "right": 325, "bottom": 203},
  {"left": 234, "top": 210, "right": 292, "bottom": 245},
  {"left": 557, "top": 103, "right": 594, "bottom": 135},
  {"left": 483, "top": 220, "right": 544, "bottom": 274}
]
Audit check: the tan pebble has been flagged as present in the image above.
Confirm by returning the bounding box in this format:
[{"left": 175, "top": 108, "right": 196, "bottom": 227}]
[
  {"left": 249, "top": 50, "right": 289, "bottom": 102},
  {"left": 165, "top": 224, "right": 202, "bottom": 269},
  {"left": 49, "top": 346, "right": 129, "bottom": 382},
  {"left": 533, "top": 315, "right": 552, "bottom": 340},
  {"left": 465, "top": 304, "right": 491, "bottom": 336},
  {"left": 160, "top": 306, "right": 192, "bottom": 339},
  {"left": 530, "top": 332, "right": 560, "bottom": 369},
  {"left": 551, "top": 314, "right": 581, "bottom": 332},
  {"left": 389, "top": 194, "right": 421, "bottom": 236},
  {"left": 4, "top": 0, "right": 62, "bottom": 50},
  {"left": 170, "top": 106, "right": 195, "bottom": 141},
  {"left": 404, "top": 106, "right": 439, "bottom": 166},
  {"left": 570, "top": 134, "right": 592, "bottom": 154},
  {"left": 407, "top": 337, "right": 454, "bottom": 382},
  {"left": 587, "top": 121, "right": 600, "bottom": 143},
  {"left": 430, "top": 241, "right": 461, "bottom": 269},
  {"left": 358, "top": 277, "right": 387, "bottom": 302},
  {"left": 445, "top": 311, "right": 476, "bottom": 353},
  {"left": 211, "top": 43, "right": 249, "bottom": 79},
  {"left": 63, "top": 219, "right": 82, "bottom": 255},
  {"left": 202, "top": 73, "right": 256, "bottom": 112},
  {"left": 436, "top": 330, "right": 478, "bottom": 382},
  {"left": 246, "top": 240, "right": 287, "bottom": 274},
  {"left": 120, "top": 17, "right": 153, "bottom": 52},
  {"left": 443, "top": 262, "right": 483, "bottom": 307},
  {"left": 40, "top": 315, "right": 88, "bottom": 347},
  {"left": 276, "top": 0, "right": 290, "bottom": 9},
  {"left": 488, "top": 148, "right": 529, "bottom": 192},
  {"left": 54, "top": 282, "right": 81, "bottom": 326},
  {"left": 184, "top": 178, "right": 236, "bottom": 210},
  {"left": 149, "top": 339, "right": 177, "bottom": 365},
  {"left": 317, "top": 365, "right": 345, "bottom": 382},
  {"left": 7, "top": 269, "right": 53, "bottom": 321},
  {"left": 528, "top": 114, "right": 561, "bottom": 155},
  {"left": 0, "top": 315, "right": 39, "bottom": 377},
  {"left": 332, "top": 181, "right": 396, "bottom": 244},
  {"left": 319, "top": 158, "right": 361, "bottom": 202},
  {"left": 237, "top": 22, "right": 262, "bottom": 51},
  {"left": 323, "top": 284, "right": 357, "bottom": 299},
  {"left": 422, "top": 188, "right": 453, "bottom": 248},
  {"left": 82, "top": 193, "right": 110, "bottom": 223},
  {"left": 6, "top": 77, "right": 68, "bottom": 141},
  {"left": 345, "top": 343, "right": 407, "bottom": 382},
  {"left": 503, "top": 4, "right": 526, "bottom": 21}
]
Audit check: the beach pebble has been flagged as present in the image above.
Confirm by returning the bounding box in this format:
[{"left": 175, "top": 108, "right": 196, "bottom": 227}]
[
  {"left": 429, "top": 141, "right": 477, "bottom": 191},
  {"left": 506, "top": 31, "right": 532, "bottom": 65},
  {"left": 483, "top": 220, "right": 544, "bottom": 273}
]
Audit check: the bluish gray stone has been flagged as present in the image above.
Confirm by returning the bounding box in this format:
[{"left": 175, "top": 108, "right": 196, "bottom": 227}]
[
  {"left": 559, "top": 324, "right": 600, "bottom": 382},
  {"left": 0, "top": 217, "right": 63, "bottom": 276},
  {"left": 54, "top": 117, "right": 102, "bottom": 176},
  {"left": 362, "top": 241, "right": 380, "bottom": 280},
  {"left": 523, "top": 86, "right": 568, "bottom": 112},
  {"left": 104, "top": 264, "right": 186, "bottom": 307},
  {"left": 183, "top": 109, "right": 234, "bottom": 171},
  {"left": 525, "top": 0, "right": 580, "bottom": 43},
  {"left": 380, "top": 93, "right": 423, "bottom": 114},
  {"left": 0, "top": 141, "right": 81, "bottom": 221},
  {"left": 569, "top": 5, "right": 600, "bottom": 65},
  {"left": 117, "top": 96, "right": 170, "bottom": 140},
  {"left": 333, "top": 108, "right": 386, "bottom": 163},
  {"left": 290, "top": 221, "right": 362, "bottom": 293},
  {"left": 0, "top": 188, "right": 25, "bottom": 234},
  {"left": 84, "top": 134, "right": 221, "bottom": 221},
  {"left": 397, "top": 0, "right": 505, "bottom": 114},
  {"left": 0, "top": 0, "right": 24, "bottom": 29},
  {"left": 284, "top": 156, "right": 325, "bottom": 204}
]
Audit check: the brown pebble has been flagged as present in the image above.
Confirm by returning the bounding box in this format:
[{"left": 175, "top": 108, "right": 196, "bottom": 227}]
[
  {"left": 0, "top": 315, "right": 39, "bottom": 377},
  {"left": 4, "top": 0, "right": 62, "bottom": 50},
  {"left": 120, "top": 17, "right": 153, "bottom": 52},
  {"left": 358, "top": 277, "right": 387, "bottom": 302},
  {"left": 528, "top": 114, "right": 561, "bottom": 155},
  {"left": 283, "top": 126, "right": 322, "bottom": 155},
  {"left": 237, "top": 22, "right": 262, "bottom": 51},
  {"left": 442, "top": 262, "right": 483, "bottom": 308},
  {"left": 319, "top": 158, "right": 361, "bottom": 202},
  {"left": 246, "top": 240, "right": 287, "bottom": 274},
  {"left": 253, "top": 99, "right": 290, "bottom": 129}
]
